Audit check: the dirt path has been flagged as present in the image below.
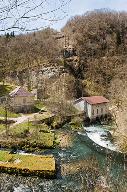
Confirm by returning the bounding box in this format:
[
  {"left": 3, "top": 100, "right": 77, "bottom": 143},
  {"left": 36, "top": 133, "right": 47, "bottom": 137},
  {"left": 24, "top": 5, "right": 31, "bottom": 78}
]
[
  {"left": 0, "top": 113, "right": 39, "bottom": 135},
  {"left": 9, "top": 113, "right": 38, "bottom": 128},
  {"left": 0, "top": 111, "right": 54, "bottom": 136}
]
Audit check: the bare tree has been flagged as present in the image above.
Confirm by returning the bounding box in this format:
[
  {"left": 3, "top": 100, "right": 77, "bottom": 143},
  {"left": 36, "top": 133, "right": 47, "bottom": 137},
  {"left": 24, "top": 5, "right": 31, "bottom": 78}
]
[
  {"left": 3, "top": 98, "right": 10, "bottom": 139},
  {"left": 0, "top": 0, "right": 72, "bottom": 33},
  {"left": 110, "top": 78, "right": 127, "bottom": 152}
]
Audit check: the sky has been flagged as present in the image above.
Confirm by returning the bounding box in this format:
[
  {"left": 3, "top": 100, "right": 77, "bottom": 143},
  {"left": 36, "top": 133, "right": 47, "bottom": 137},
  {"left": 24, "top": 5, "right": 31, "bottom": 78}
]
[
  {"left": 0, "top": 0, "right": 127, "bottom": 33},
  {"left": 53, "top": 0, "right": 127, "bottom": 30}
]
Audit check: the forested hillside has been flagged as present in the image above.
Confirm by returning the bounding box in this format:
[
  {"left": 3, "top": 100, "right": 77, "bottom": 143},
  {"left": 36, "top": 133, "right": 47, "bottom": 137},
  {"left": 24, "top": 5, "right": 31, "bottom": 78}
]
[
  {"left": 0, "top": 9, "right": 127, "bottom": 150},
  {"left": 0, "top": 10, "right": 127, "bottom": 105},
  {"left": 62, "top": 10, "right": 127, "bottom": 150},
  {"left": 1, "top": 10, "right": 127, "bottom": 103},
  {"left": 0, "top": 28, "right": 62, "bottom": 87},
  {"left": 1, "top": 10, "right": 127, "bottom": 100},
  {"left": 62, "top": 10, "right": 127, "bottom": 101}
]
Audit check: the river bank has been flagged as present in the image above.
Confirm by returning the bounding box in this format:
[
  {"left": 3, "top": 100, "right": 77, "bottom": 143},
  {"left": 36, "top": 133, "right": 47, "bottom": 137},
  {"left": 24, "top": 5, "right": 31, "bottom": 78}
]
[
  {"left": 0, "top": 128, "right": 126, "bottom": 192},
  {"left": 0, "top": 151, "right": 56, "bottom": 178},
  {"left": 0, "top": 115, "right": 126, "bottom": 191},
  {"left": 78, "top": 126, "right": 127, "bottom": 163}
]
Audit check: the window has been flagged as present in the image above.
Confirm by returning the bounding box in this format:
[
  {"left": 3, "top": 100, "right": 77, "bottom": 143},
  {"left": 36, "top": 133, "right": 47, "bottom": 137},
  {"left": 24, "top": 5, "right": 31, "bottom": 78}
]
[
  {"left": 23, "top": 98, "right": 26, "bottom": 104},
  {"left": 97, "top": 109, "right": 98, "bottom": 114},
  {"left": 92, "top": 109, "right": 94, "bottom": 115},
  {"left": 101, "top": 108, "right": 103, "bottom": 114}
]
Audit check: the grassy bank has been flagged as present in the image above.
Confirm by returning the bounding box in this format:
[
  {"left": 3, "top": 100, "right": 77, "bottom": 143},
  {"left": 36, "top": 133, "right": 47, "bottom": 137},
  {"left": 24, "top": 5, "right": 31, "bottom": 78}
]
[
  {"left": 0, "top": 151, "right": 56, "bottom": 178},
  {"left": 0, "top": 112, "right": 84, "bottom": 151},
  {"left": 0, "top": 84, "right": 15, "bottom": 97},
  {"left": 0, "top": 106, "right": 20, "bottom": 118},
  {"left": 0, "top": 121, "right": 56, "bottom": 151}
]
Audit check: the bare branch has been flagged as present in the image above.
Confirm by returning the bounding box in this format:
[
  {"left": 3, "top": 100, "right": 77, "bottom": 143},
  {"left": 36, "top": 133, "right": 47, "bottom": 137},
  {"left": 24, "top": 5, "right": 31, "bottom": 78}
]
[{"left": 0, "top": 0, "right": 72, "bottom": 32}]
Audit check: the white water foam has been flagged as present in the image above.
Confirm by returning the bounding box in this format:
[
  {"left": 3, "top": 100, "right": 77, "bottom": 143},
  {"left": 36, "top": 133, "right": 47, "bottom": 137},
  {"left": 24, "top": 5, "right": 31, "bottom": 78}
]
[{"left": 85, "top": 126, "right": 118, "bottom": 151}]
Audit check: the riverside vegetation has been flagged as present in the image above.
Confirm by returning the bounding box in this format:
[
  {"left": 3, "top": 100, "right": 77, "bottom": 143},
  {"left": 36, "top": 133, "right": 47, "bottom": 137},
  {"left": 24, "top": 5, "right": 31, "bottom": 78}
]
[{"left": 0, "top": 97, "right": 83, "bottom": 151}]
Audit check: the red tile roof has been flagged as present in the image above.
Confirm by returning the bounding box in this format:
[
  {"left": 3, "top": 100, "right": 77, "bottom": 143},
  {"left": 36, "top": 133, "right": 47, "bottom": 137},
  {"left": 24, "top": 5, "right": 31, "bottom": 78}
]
[
  {"left": 9, "top": 86, "right": 34, "bottom": 97},
  {"left": 84, "top": 96, "right": 109, "bottom": 105}
]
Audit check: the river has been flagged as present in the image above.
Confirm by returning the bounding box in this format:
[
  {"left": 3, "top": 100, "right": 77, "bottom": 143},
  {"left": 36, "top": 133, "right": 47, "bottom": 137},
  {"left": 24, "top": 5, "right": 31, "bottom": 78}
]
[{"left": 0, "top": 127, "right": 127, "bottom": 192}]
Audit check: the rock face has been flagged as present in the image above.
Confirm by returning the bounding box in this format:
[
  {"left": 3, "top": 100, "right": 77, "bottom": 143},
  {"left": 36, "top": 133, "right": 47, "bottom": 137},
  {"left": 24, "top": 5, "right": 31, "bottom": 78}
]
[{"left": 6, "top": 54, "right": 84, "bottom": 100}]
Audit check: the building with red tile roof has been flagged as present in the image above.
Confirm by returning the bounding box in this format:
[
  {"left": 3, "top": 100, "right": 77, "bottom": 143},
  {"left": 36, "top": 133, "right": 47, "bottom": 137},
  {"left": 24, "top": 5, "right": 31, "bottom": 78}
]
[
  {"left": 84, "top": 96, "right": 109, "bottom": 105},
  {"left": 74, "top": 96, "right": 109, "bottom": 120}
]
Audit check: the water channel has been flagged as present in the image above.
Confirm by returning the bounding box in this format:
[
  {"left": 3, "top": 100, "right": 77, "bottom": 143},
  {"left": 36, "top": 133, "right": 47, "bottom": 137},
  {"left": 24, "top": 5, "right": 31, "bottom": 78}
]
[{"left": 0, "top": 126, "right": 126, "bottom": 192}]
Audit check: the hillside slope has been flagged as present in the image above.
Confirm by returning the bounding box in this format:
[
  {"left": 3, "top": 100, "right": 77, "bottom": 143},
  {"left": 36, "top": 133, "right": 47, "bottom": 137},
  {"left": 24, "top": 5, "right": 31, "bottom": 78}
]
[
  {"left": 62, "top": 9, "right": 127, "bottom": 151},
  {"left": 62, "top": 10, "right": 127, "bottom": 99}
]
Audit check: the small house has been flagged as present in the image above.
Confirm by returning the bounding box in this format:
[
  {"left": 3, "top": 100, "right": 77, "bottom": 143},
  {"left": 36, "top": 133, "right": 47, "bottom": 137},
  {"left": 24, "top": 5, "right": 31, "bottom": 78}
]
[
  {"left": 9, "top": 86, "right": 35, "bottom": 113},
  {"left": 74, "top": 96, "right": 109, "bottom": 120}
]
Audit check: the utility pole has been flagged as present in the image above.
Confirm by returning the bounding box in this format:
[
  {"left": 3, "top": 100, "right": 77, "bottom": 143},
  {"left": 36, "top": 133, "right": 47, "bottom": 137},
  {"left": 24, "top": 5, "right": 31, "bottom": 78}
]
[
  {"left": 27, "top": 118, "right": 30, "bottom": 132},
  {"left": 34, "top": 115, "right": 39, "bottom": 141},
  {"left": 4, "top": 98, "right": 9, "bottom": 140}
]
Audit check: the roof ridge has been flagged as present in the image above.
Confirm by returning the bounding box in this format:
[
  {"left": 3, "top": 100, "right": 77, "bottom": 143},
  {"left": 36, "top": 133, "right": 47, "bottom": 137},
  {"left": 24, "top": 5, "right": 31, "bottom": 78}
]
[
  {"left": 84, "top": 96, "right": 109, "bottom": 105},
  {"left": 9, "top": 86, "right": 34, "bottom": 97},
  {"left": 74, "top": 96, "right": 109, "bottom": 105}
]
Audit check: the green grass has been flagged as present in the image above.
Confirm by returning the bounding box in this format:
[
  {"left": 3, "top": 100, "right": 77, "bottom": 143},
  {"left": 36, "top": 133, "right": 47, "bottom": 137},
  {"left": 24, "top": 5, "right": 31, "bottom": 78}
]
[
  {"left": 0, "top": 151, "right": 11, "bottom": 162},
  {"left": 35, "top": 101, "right": 45, "bottom": 110},
  {"left": 11, "top": 122, "right": 50, "bottom": 135},
  {"left": 0, "top": 124, "right": 7, "bottom": 131},
  {"left": 10, "top": 122, "right": 55, "bottom": 147},
  {"left": 29, "top": 112, "right": 53, "bottom": 121},
  {"left": 11, "top": 122, "right": 34, "bottom": 135},
  {"left": 0, "top": 106, "right": 20, "bottom": 118},
  {"left": 30, "top": 132, "right": 55, "bottom": 147},
  {"left": 0, "top": 84, "right": 15, "bottom": 97},
  {"left": 32, "top": 100, "right": 47, "bottom": 113},
  {"left": 0, "top": 150, "right": 55, "bottom": 171},
  {"left": 69, "top": 117, "right": 83, "bottom": 130},
  {"left": 28, "top": 101, "right": 47, "bottom": 113}
]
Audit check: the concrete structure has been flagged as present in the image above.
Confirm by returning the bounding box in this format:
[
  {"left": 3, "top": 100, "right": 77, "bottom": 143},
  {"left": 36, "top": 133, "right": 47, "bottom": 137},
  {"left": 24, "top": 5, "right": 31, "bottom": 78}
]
[
  {"left": 74, "top": 96, "right": 109, "bottom": 120},
  {"left": 9, "top": 86, "right": 35, "bottom": 113}
]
